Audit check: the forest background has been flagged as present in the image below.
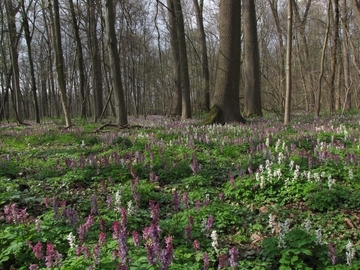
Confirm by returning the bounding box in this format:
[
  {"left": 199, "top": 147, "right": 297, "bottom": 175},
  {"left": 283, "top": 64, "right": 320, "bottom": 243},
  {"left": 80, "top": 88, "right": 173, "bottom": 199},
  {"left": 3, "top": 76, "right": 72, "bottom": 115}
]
[{"left": 1, "top": 0, "right": 359, "bottom": 126}]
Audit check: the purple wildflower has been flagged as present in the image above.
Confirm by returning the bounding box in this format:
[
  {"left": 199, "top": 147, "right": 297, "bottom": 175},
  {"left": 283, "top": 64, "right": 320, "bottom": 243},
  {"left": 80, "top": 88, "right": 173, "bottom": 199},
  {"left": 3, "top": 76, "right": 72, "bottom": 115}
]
[
  {"left": 328, "top": 243, "right": 336, "bottom": 265},
  {"left": 45, "top": 243, "right": 62, "bottom": 269},
  {"left": 99, "top": 232, "right": 106, "bottom": 246},
  {"left": 206, "top": 215, "right": 214, "bottom": 233},
  {"left": 193, "top": 240, "right": 200, "bottom": 252},
  {"left": 229, "top": 246, "right": 239, "bottom": 268},
  {"left": 90, "top": 195, "right": 99, "bottom": 215},
  {"left": 160, "top": 236, "right": 174, "bottom": 270},
  {"left": 203, "top": 252, "right": 209, "bottom": 270},
  {"left": 218, "top": 254, "right": 229, "bottom": 269},
  {"left": 29, "top": 264, "right": 39, "bottom": 270},
  {"left": 172, "top": 190, "right": 180, "bottom": 212},
  {"left": 132, "top": 231, "right": 141, "bottom": 248},
  {"left": 32, "top": 242, "right": 43, "bottom": 259},
  {"left": 182, "top": 192, "right": 189, "bottom": 209}
]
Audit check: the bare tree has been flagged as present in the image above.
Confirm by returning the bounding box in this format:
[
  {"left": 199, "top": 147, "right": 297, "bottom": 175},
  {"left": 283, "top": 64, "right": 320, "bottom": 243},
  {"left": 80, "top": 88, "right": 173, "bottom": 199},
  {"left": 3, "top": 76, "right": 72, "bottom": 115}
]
[
  {"left": 330, "top": 0, "right": 340, "bottom": 113},
  {"left": 68, "top": 0, "right": 86, "bottom": 118},
  {"left": 204, "top": 0, "right": 246, "bottom": 124},
  {"left": 173, "top": 0, "right": 192, "bottom": 119},
  {"left": 21, "top": 0, "right": 40, "bottom": 123},
  {"left": 284, "top": 0, "right": 293, "bottom": 125},
  {"left": 193, "top": 0, "right": 210, "bottom": 112},
  {"left": 48, "top": 0, "right": 72, "bottom": 126},
  {"left": 4, "top": 0, "right": 23, "bottom": 123},
  {"left": 104, "top": 0, "right": 128, "bottom": 126},
  {"left": 243, "top": 0, "right": 262, "bottom": 117}
]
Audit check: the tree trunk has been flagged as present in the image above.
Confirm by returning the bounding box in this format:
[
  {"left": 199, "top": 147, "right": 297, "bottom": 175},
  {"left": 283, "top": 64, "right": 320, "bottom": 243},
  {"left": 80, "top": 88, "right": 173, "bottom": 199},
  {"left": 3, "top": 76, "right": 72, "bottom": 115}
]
[
  {"left": 69, "top": 0, "right": 86, "bottom": 118},
  {"left": 330, "top": 0, "right": 340, "bottom": 113},
  {"left": 316, "top": 0, "right": 331, "bottom": 118},
  {"left": 340, "top": 0, "right": 351, "bottom": 111},
  {"left": 104, "top": 0, "right": 128, "bottom": 126},
  {"left": 292, "top": 0, "right": 314, "bottom": 112},
  {"left": 48, "top": 0, "right": 72, "bottom": 127},
  {"left": 243, "top": 0, "right": 262, "bottom": 117},
  {"left": 5, "top": 0, "right": 23, "bottom": 123},
  {"left": 167, "top": 0, "right": 182, "bottom": 116},
  {"left": 88, "top": 0, "right": 103, "bottom": 122},
  {"left": 21, "top": 0, "right": 40, "bottom": 123},
  {"left": 173, "top": 0, "right": 192, "bottom": 119},
  {"left": 206, "top": 0, "right": 246, "bottom": 124},
  {"left": 284, "top": 0, "right": 293, "bottom": 125},
  {"left": 193, "top": 0, "right": 210, "bottom": 112},
  {"left": 268, "top": 0, "right": 286, "bottom": 108}
]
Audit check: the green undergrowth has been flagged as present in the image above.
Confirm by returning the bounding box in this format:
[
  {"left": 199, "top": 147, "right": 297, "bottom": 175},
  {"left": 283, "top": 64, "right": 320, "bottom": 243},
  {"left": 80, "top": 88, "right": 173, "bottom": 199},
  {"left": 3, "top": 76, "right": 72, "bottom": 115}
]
[{"left": 0, "top": 115, "right": 359, "bottom": 269}]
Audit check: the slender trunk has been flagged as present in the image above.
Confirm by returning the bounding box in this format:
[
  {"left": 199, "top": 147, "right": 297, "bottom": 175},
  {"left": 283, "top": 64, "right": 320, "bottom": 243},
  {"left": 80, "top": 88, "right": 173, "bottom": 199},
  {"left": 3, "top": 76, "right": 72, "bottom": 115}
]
[
  {"left": 284, "top": 0, "right": 293, "bottom": 125},
  {"left": 49, "top": 0, "right": 72, "bottom": 126},
  {"left": 5, "top": 0, "right": 23, "bottom": 123},
  {"left": 193, "top": 0, "right": 210, "bottom": 111},
  {"left": 316, "top": 0, "right": 331, "bottom": 118},
  {"left": 330, "top": 0, "right": 340, "bottom": 113},
  {"left": 167, "top": 0, "right": 182, "bottom": 116},
  {"left": 173, "top": 0, "right": 192, "bottom": 119},
  {"left": 69, "top": 0, "right": 86, "bottom": 118},
  {"left": 104, "top": 0, "right": 128, "bottom": 126}
]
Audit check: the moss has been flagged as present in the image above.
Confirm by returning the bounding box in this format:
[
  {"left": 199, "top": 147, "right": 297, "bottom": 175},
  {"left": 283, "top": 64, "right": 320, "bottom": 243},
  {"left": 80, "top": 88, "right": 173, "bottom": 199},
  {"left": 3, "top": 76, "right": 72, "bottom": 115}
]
[{"left": 201, "top": 105, "right": 223, "bottom": 125}]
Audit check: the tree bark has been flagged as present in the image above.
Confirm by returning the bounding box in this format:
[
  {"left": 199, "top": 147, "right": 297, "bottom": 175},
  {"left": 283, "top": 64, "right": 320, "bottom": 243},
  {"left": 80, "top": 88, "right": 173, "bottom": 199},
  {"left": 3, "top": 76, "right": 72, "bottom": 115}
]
[
  {"left": 167, "top": 0, "right": 182, "bottom": 116},
  {"left": 104, "top": 0, "right": 128, "bottom": 126},
  {"left": 243, "top": 0, "right": 262, "bottom": 117},
  {"left": 173, "top": 0, "right": 192, "bottom": 119},
  {"left": 340, "top": 0, "right": 351, "bottom": 111},
  {"left": 5, "top": 0, "right": 23, "bottom": 123},
  {"left": 193, "top": 0, "right": 210, "bottom": 112},
  {"left": 88, "top": 0, "right": 103, "bottom": 122},
  {"left": 21, "top": 0, "right": 40, "bottom": 123},
  {"left": 207, "top": 0, "right": 246, "bottom": 124},
  {"left": 330, "top": 0, "right": 340, "bottom": 113},
  {"left": 284, "top": 0, "right": 293, "bottom": 125},
  {"left": 48, "top": 0, "right": 72, "bottom": 127},
  {"left": 69, "top": 0, "right": 86, "bottom": 118},
  {"left": 316, "top": 0, "right": 331, "bottom": 118}
]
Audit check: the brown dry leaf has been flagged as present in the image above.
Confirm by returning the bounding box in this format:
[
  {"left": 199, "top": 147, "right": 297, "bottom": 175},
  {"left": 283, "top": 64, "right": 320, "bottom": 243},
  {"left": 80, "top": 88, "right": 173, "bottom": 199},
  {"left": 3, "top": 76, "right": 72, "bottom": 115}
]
[
  {"left": 259, "top": 206, "right": 268, "bottom": 213},
  {"left": 251, "top": 233, "right": 263, "bottom": 244},
  {"left": 344, "top": 218, "right": 354, "bottom": 228}
]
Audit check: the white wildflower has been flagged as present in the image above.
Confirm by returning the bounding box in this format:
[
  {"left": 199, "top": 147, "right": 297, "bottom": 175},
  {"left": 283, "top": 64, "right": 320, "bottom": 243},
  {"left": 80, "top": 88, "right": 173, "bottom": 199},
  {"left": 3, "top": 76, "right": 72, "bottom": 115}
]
[
  {"left": 211, "top": 230, "right": 219, "bottom": 254},
  {"left": 346, "top": 240, "right": 355, "bottom": 265},
  {"left": 289, "top": 160, "right": 294, "bottom": 170},
  {"left": 315, "top": 228, "right": 323, "bottom": 245},
  {"left": 303, "top": 219, "right": 312, "bottom": 233},
  {"left": 127, "top": 201, "right": 134, "bottom": 215},
  {"left": 328, "top": 175, "right": 335, "bottom": 190},
  {"left": 269, "top": 213, "right": 276, "bottom": 234},
  {"left": 348, "top": 168, "right": 354, "bottom": 180},
  {"left": 67, "top": 232, "right": 77, "bottom": 249}
]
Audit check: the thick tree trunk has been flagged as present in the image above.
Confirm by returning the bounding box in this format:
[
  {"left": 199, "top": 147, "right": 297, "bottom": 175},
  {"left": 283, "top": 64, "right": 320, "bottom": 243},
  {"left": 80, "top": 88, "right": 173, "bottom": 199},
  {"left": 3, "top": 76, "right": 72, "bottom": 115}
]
[
  {"left": 88, "top": 0, "right": 103, "bottom": 122},
  {"left": 243, "top": 0, "right": 262, "bottom": 117},
  {"left": 193, "top": 0, "right": 210, "bottom": 112},
  {"left": 173, "top": 0, "right": 192, "bottom": 119},
  {"left": 207, "top": 0, "right": 246, "bottom": 124},
  {"left": 104, "top": 0, "right": 128, "bottom": 126},
  {"left": 49, "top": 0, "right": 72, "bottom": 127},
  {"left": 5, "top": 0, "right": 23, "bottom": 123},
  {"left": 21, "top": 1, "right": 40, "bottom": 123},
  {"left": 167, "top": 0, "right": 182, "bottom": 116}
]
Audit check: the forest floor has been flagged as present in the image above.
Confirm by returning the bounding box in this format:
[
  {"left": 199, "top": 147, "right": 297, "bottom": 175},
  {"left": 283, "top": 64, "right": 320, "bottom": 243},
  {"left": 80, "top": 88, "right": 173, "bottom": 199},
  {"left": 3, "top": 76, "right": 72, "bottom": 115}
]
[{"left": 0, "top": 113, "right": 359, "bottom": 269}]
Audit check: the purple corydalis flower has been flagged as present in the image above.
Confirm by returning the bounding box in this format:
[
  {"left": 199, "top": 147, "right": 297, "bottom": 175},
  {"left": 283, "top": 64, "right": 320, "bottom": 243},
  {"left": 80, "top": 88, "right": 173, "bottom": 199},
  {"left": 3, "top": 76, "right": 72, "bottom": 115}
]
[
  {"left": 229, "top": 172, "right": 235, "bottom": 188},
  {"left": 31, "top": 242, "right": 43, "bottom": 259},
  {"left": 132, "top": 231, "right": 141, "bottom": 248},
  {"left": 172, "top": 190, "right": 180, "bottom": 212},
  {"left": 45, "top": 243, "right": 62, "bottom": 269},
  {"left": 29, "top": 264, "right": 39, "bottom": 270},
  {"left": 328, "top": 243, "right": 336, "bottom": 265},
  {"left": 193, "top": 240, "right": 200, "bottom": 252},
  {"left": 3, "top": 203, "right": 29, "bottom": 224},
  {"left": 90, "top": 195, "right": 99, "bottom": 215},
  {"left": 182, "top": 192, "right": 189, "bottom": 209},
  {"left": 229, "top": 246, "right": 239, "bottom": 268},
  {"left": 160, "top": 236, "right": 174, "bottom": 270},
  {"left": 98, "top": 232, "right": 106, "bottom": 246},
  {"left": 206, "top": 215, "right": 214, "bottom": 232},
  {"left": 203, "top": 252, "right": 209, "bottom": 270}
]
